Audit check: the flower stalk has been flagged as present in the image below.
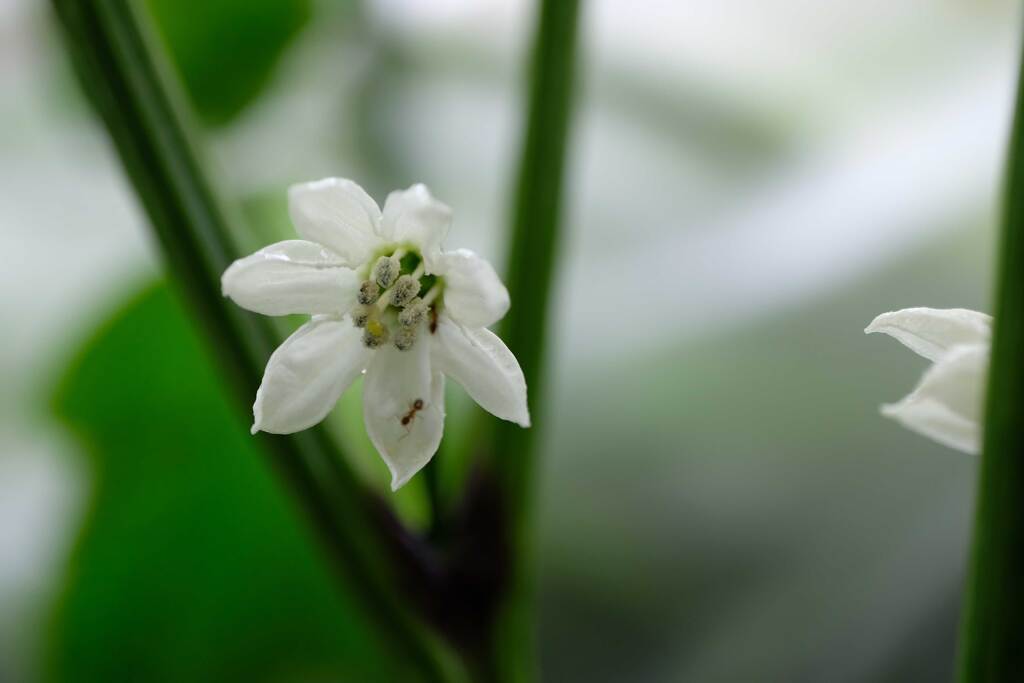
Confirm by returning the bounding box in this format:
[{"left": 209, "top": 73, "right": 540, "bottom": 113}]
[
  {"left": 957, "top": 21, "right": 1024, "bottom": 682},
  {"left": 484, "top": 0, "right": 582, "bottom": 678}
]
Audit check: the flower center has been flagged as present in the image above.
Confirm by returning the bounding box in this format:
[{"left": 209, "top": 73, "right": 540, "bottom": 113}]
[{"left": 352, "top": 248, "right": 442, "bottom": 350}]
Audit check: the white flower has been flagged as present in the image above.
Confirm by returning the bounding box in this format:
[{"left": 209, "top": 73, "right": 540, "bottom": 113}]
[
  {"left": 865, "top": 307, "right": 990, "bottom": 454},
  {"left": 222, "top": 178, "right": 530, "bottom": 490}
]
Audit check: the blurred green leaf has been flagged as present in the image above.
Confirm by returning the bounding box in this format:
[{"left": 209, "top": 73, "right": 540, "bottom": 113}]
[
  {"left": 143, "top": 0, "right": 311, "bottom": 125},
  {"left": 47, "top": 281, "right": 398, "bottom": 682}
]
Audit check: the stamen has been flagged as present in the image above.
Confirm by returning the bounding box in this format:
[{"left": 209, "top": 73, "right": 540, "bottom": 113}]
[
  {"left": 390, "top": 275, "right": 421, "bottom": 307},
  {"left": 372, "top": 256, "right": 399, "bottom": 288},
  {"left": 421, "top": 282, "right": 442, "bottom": 306},
  {"left": 374, "top": 289, "right": 392, "bottom": 311},
  {"left": 351, "top": 305, "right": 372, "bottom": 328},
  {"left": 393, "top": 325, "right": 418, "bottom": 351},
  {"left": 357, "top": 280, "right": 380, "bottom": 305},
  {"left": 362, "top": 318, "right": 389, "bottom": 348},
  {"left": 398, "top": 297, "right": 425, "bottom": 327}
]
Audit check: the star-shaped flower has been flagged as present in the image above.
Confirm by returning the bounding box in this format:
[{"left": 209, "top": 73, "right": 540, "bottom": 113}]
[
  {"left": 222, "top": 178, "right": 530, "bottom": 489},
  {"left": 866, "top": 307, "right": 990, "bottom": 454}
]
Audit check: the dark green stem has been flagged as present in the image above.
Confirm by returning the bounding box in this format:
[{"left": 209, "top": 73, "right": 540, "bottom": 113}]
[
  {"left": 50, "top": 1, "right": 458, "bottom": 680},
  {"left": 486, "top": 0, "right": 581, "bottom": 678},
  {"left": 957, "top": 21, "right": 1024, "bottom": 683},
  {"left": 424, "top": 456, "right": 444, "bottom": 538}
]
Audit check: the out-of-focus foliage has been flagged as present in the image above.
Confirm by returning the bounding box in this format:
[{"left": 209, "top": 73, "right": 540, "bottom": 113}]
[
  {"left": 144, "top": 0, "right": 311, "bottom": 125},
  {"left": 47, "top": 282, "right": 396, "bottom": 682},
  {"left": 538, "top": 224, "right": 986, "bottom": 681}
]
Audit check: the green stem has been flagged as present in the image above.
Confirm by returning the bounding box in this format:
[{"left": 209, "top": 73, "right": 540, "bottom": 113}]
[
  {"left": 50, "top": 1, "right": 458, "bottom": 680},
  {"left": 957, "top": 21, "right": 1024, "bottom": 683},
  {"left": 487, "top": 0, "right": 581, "bottom": 678},
  {"left": 424, "top": 456, "right": 444, "bottom": 538}
]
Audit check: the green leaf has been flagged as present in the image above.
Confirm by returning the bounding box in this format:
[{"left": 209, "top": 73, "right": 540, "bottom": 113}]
[
  {"left": 143, "top": 0, "right": 311, "bottom": 126},
  {"left": 47, "top": 281, "right": 400, "bottom": 682}
]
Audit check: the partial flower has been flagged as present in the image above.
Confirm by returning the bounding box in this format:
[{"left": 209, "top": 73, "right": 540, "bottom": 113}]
[
  {"left": 865, "top": 307, "right": 990, "bottom": 454},
  {"left": 222, "top": 178, "right": 530, "bottom": 489}
]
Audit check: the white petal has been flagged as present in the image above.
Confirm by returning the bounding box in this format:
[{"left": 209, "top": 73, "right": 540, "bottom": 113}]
[
  {"left": 881, "top": 343, "right": 988, "bottom": 454},
  {"left": 362, "top": 340, "right": 445, "bottom": 490},
  {"left": 866, "top": 307, "right": 991, "bottom": 362},
  {"left": 253, "top": 317, "right": 369, "bottom": 434},
  {"left": 433, "top": 249, "right": 510, "bottom": 328},
  {"left": 222, "top": 240, "right": 360, "bottom": 316},
  {"left": 431, "top": 316, "right": 529, "bottom": 427},
  {"left": 288, "top": 178, "right": 383, "bottom": 265},
  {"left": 379, "top": 184, "right": 451, "bottom": 265}
]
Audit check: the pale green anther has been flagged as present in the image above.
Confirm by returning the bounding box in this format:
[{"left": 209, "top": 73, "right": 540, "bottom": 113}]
[
  {"left": 357, "top": 279, "right": 380, "bottom": 305},
  {"left": 351, "top": 304, "right": 372, "bottom": 328},
  {"left": 393, "top": 325, "right": 418, "bottom": 351},
  {"left": 398, "top": 298, "right": 426, "bottom": 327},
  {"left": 372, "top": 255, "right": 399, "bottom": 288},
  {"left": 391, "top": 275, "right": 420, "bottom": 307}
]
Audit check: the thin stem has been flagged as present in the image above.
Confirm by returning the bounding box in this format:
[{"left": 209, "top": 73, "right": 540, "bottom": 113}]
[
  {"left": 50, "top": 1, "right": 459, "bottom": 680},
  {"left": 957, "top": 20, "right": 1024, "bottom": 683},
  {"left": 423, "top": 457, "right": 444, "bottom": 538},
  {"left": 484, "top": 0, "right": 582, "bottom": 679}
]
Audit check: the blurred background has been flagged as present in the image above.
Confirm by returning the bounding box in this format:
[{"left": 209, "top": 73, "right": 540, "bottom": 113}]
[{"left": 0, "top": 0, "right": 1018, "bottom": 680}]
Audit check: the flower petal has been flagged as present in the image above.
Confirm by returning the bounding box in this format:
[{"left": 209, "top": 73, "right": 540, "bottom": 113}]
[
  {"left": 222, "top": 240, "right": 360, "bottom": 316},
  {"left": 881, "top": 343, "right": 988, "bottom": 454},
  {"left": 288, "top": 178, "right": 383, "bottom": 265},
  {"left": 379, "top": 184, "right": 451, "bottom": 265},
  {"left": 433, "top": 249, "right": 510, "bottom": 328},
  {"left": 431, "top": 316, "right": 529, "bottom": 427},
  {"left": 253, "top": 316, "right": 369, "bottom": 434},
  {"left": 362, "top": 340, "right": 445, "bottom": 491},
  {"left": 866, "top": 307, "right": 991, "bottom": 362}
]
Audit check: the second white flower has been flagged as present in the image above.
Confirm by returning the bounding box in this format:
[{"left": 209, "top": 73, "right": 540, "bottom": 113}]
[{"left": 865, "top": 307, "right": 989, "bottom": 454}]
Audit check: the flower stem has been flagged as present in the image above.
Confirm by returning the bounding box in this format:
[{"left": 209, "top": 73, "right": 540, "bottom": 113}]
[
  {"left": 483, "top": 0, "right": 582, "bottom": 678},
  {"left": 957, "top": 22, "right": 1024, "bottom": 682},
  {"left": 50, "top": 1, "right": 460, "bottom": 680}
]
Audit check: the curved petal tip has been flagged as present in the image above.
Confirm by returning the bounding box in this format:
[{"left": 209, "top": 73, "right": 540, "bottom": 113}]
[{"left": 865, "top": 307, "right": 991, "bottom": 362}]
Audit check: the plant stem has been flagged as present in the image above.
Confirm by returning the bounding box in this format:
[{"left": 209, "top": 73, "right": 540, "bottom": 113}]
[
  {"left": 424, "top": 456, "right": 444, "bottom": 537},
  {"left": 957, "top": 22, "right": 1024, "bottom": 683},
  {"left": 50, "top": 1, "right": 459, "bottom": 680},
  {"left": 486, "top": 0, "right": 582, "bottom": 678}
]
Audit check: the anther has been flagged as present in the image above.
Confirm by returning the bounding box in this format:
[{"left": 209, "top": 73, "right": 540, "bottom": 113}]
[
  {"left": 393, "top": 325, "right": 418, "bottom": 351},
  {"left": 351, "top": 305, "right": 372, "bottom": 328},
  {"left": 390, "top": 275, "right": 420, "bottom": 307},
  {"left": 362, "top": 318, "right": 390, "bottom": 348},
  {"left": 372, "top": 256, "right": 399, "bottom": 288},
  {"left": 398, "top": 298, "right": 426, "bottom": 327},
  {"left": 357, "top": 280, "right": 380, "bottom": 305}
]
